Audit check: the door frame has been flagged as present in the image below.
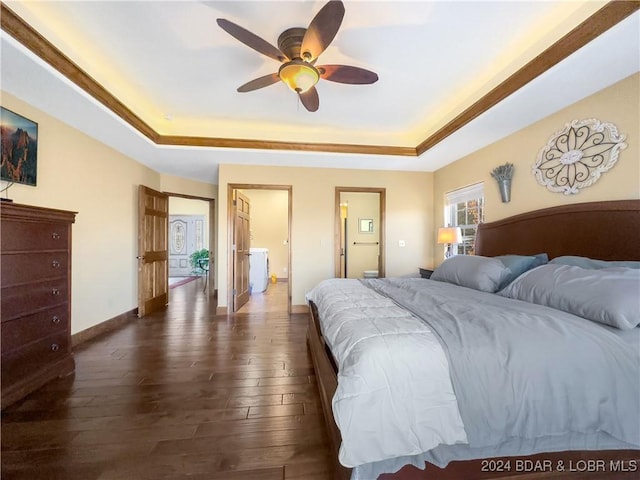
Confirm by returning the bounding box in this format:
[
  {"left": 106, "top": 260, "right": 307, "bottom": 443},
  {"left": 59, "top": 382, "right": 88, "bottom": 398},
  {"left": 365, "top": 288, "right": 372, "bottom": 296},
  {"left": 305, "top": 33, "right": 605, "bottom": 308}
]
[
  {"left": 227, "top": 184, "right": 293, "bottom": 314},
  {"left": 334, "top": 187, "right": 386, "bottom": 278},
  {"left": 165, "top": 192, "right": 216, "bottom": 297}
]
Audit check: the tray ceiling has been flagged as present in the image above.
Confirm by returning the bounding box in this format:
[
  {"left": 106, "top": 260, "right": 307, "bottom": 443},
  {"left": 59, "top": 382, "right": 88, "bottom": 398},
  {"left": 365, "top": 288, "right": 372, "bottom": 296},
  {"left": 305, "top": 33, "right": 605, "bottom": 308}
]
[{"left": 1, "top": 1, "right": 638, "bottom": 183}]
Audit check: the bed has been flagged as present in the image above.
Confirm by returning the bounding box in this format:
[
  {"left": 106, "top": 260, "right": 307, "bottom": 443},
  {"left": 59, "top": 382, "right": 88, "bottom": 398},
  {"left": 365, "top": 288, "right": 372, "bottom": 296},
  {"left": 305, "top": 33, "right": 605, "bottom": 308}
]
[{"left": 306, "top": 199, "right": 640, "bottom": 480}]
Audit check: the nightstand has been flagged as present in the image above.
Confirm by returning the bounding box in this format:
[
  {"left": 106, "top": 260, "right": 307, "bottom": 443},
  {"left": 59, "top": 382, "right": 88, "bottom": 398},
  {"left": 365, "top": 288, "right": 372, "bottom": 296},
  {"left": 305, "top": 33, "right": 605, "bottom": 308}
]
[{"left": 419, "top": 268, "right": 434, "bottom": 279}]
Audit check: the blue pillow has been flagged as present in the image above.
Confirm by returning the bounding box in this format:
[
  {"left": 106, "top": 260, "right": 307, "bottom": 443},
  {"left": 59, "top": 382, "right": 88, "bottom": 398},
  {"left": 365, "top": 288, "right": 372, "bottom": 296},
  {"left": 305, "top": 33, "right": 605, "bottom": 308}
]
[
  {"left": 495, "top": 253, "right": 548, "bottom": 289},
  {"left": 550, "top": 256, "right": 640, "bottom": 269}
]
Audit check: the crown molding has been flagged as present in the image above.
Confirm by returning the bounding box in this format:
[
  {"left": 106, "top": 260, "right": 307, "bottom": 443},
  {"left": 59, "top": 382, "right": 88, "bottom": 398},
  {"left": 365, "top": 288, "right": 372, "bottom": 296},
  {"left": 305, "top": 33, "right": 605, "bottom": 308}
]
[
  {"left": 2, "top": 1, "right": 637, "bottom": 158},
  {"left": 157, "top": 134, "right": 415, "bottom": 156}
]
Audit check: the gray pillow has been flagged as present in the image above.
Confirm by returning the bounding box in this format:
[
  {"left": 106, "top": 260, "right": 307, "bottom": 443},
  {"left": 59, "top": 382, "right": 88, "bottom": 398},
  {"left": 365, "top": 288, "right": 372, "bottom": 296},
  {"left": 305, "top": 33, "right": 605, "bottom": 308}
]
[
  {"left": 431, "top": 255, "right": 511, "bottom": 293},
  {"left": 550, "top": 255, "right": 640, "bottom": 269},
  {"left": 495, "top": 253, "right": 548, "bottom": 289},
  {"left": 498, "top": 264, "right": 640, "bottom": 330}
]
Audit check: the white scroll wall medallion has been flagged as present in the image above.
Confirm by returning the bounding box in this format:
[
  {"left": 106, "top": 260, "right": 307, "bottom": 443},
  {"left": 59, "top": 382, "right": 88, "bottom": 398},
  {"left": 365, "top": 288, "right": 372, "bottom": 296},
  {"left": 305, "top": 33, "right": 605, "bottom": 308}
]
[{"left": 533, "top": 118, "right": 627, "bottom": 195}]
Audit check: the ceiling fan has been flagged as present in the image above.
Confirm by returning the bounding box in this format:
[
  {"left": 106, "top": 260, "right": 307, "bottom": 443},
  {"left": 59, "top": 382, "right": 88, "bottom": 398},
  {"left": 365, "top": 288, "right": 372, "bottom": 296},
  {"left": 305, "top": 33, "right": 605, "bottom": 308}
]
[{"left": 217, "top": 0, "right": 378, "bottom": 112}]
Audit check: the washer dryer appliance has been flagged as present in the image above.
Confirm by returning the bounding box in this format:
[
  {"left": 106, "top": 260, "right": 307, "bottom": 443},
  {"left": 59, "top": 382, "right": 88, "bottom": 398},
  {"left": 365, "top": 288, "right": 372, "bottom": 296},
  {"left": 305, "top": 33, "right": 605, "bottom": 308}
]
[{"left": 249, "top": 247, "right": 269, "bottom": 293}]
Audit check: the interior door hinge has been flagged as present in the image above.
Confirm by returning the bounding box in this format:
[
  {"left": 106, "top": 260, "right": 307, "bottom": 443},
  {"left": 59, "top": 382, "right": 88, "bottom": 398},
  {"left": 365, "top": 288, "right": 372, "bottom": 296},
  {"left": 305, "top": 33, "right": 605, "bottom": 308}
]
[{"left": 232, "top": 289, "right": 237, "bottom": 295}]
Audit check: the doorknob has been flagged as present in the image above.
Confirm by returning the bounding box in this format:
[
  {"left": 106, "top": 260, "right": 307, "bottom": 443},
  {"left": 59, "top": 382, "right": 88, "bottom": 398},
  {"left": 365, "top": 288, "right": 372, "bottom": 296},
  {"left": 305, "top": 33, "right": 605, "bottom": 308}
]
[{"left": 136, "top": 255, "right": 145, "bottom": 260}]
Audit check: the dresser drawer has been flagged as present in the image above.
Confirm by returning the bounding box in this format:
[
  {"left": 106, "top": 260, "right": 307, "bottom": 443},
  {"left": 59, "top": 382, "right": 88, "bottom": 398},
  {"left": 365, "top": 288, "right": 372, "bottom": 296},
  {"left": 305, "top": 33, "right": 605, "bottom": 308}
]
[
  {"left": 1, "top": 252, "right": 69, "bottom": 287},
  {"left": 1, "top": 331, "right": 69, "bottom": 389},
  {"left": 1, "top": 203, "right": 76, "bottom": 409},
  {"left": 0, "top": 221, "right": 69, "bottom": 252},
  {"left": 1, "top": 279, "right": 69, "bottom": 322},
  {"left": 1, "top": 305, "right": 68, "bottom": 352}
]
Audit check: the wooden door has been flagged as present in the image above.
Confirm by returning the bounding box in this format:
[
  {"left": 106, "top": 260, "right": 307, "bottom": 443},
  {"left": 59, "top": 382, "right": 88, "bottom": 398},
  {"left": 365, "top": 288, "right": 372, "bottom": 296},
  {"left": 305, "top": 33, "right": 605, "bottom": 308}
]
[
  {"left": 138, "top": 185, "right": 169, "bottom": 317},
  {"left": 233, "top": 191, "right": 251, "bottom": 312}
]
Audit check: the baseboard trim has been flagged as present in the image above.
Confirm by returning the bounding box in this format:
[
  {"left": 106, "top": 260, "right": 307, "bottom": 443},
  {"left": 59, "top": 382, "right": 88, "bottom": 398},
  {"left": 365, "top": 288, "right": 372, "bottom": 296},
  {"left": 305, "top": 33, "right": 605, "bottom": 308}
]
[
  {"left": 291, "top": 304, "right": 309, "bottom": 314},
  {"left": 71, "top": 308, "right": 138, "bottom": 348},
  {"left": 216, "top": 306, "right": 228, "bottom": 315}
]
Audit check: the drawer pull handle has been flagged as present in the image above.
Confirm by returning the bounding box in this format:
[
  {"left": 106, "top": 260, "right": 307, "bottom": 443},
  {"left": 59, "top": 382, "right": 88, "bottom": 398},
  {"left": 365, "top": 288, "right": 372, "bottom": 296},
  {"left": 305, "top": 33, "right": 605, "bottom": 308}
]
[
  {"left": 52, "top": 288, "right": 60, "bottom": 296},
  {"left": 52, "top": 260, "right": 61, "bottom": 268},
  {"left": 52, "top": 233, "right": 61, "bottom": 240},
  {"left": 52, "top": 316, "right": 61, "bottom": 324},
  {"left": 51, "top": 344, "right": 60, "bottom": 352}
]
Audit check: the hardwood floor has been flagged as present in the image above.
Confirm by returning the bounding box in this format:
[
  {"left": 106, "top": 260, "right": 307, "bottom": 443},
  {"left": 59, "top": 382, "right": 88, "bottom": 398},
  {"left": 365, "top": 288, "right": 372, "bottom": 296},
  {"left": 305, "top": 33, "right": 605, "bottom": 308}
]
[
  {"left": 238, "top": 281, "right": 289, "bottom": 314},
  {"left": 1, "top": 280, "right": 334, "bottom": 480}
]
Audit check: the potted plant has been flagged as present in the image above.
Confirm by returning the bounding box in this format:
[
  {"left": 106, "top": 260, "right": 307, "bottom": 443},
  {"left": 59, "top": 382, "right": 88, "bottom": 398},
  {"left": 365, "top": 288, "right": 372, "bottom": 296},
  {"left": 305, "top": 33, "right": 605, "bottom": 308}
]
[{"left": 189, "top": 249, "right": 209, "bottom": 274}]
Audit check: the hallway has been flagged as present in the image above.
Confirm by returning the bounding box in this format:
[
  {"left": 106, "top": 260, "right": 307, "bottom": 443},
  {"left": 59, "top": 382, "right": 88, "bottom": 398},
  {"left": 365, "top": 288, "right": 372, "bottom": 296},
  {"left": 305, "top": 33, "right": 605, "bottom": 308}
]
[{"left": 1, "top": 279, "right": 333, "bottom": 480}]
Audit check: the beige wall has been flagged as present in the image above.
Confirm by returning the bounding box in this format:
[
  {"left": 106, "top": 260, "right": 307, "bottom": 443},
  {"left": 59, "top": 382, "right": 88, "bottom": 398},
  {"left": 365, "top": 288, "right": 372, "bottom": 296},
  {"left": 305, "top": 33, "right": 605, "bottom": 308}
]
[
  {"left": 433, "top": 73, "right": 640, "bottom": 265},
  {"left": 218, "top": 165, "right": 434, "bottom": 308},
  {"left": 161, "top": 174, "right": 217, "bottom": 200},
  {"left": 242, "top": 189, "right": 289, "bottom": 280},
  {"left": 1, "top": 91, "right": 216, "bottom": 334}
]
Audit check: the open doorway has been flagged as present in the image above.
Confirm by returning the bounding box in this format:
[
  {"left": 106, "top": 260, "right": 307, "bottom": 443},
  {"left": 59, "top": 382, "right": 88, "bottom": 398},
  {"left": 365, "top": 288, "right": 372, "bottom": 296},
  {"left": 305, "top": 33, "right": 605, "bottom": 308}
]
[
  {"left": 227, "top": 184, "right": 292, "bottom": 314},
  {"left": 335, "top": 187, "right": 386, "bottom": 278},
  {"left": 168, "top": 193, "right": 215, "bottom": 296}
]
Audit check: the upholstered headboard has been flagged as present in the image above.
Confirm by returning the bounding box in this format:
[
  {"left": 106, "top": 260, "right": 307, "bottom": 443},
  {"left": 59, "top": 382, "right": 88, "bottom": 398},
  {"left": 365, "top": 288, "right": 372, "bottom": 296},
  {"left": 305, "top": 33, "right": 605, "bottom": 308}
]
[{"left": 475, "top": 200, "right": 640, "bottom": 261}]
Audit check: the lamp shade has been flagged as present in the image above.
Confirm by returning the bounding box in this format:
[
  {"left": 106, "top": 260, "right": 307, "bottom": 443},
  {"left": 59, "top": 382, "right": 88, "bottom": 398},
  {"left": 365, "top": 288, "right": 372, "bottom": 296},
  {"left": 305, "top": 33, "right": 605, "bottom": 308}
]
[
  {"left": 437, "top": 227, "right": 462, "bottom": 244},
  {"left": 278, "top": 59, "right": 320, "bottom": 93}
]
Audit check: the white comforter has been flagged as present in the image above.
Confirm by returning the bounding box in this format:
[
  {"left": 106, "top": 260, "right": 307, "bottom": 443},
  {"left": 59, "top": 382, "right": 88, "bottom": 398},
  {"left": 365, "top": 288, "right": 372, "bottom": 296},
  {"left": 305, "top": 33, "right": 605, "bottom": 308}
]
[{"left": 307, "top": 279, "right": 467, "bottom": 468}]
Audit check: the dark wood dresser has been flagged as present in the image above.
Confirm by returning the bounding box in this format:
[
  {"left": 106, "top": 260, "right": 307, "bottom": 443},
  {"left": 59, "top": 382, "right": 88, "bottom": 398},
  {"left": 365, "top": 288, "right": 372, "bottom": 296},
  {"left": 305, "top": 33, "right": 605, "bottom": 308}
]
[{"left": 1, "top": 202, "right": 77, "bottom": 409}]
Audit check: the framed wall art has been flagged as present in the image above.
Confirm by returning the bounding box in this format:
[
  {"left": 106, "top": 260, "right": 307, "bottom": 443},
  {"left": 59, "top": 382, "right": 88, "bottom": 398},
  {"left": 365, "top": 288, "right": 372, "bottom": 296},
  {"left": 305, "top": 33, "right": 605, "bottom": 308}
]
[{"left": 1, "top": 107, "right": 38, "bottom": 186}]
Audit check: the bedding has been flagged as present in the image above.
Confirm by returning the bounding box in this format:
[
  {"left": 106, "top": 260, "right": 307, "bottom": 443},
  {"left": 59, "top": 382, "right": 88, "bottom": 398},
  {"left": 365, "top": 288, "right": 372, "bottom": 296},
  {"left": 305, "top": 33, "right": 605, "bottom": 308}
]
[
  {"left": 494, "top": 253, "right": 548, "bottom": 288},
  {"left": 430, "top": 255, "right": 510, "bottom": 292},
  {"left": 307, "top": 276, "right": 640, "bottom": 477},
  {"left": 498, "top": 264, "right": 640, "bottom": 329},
  {"left": 307, "top": 278, "right": 467, "bottom": 467},
  {"left": 430, "top": 253, "right": 549, "bottom": 292},
  {"left": 549, "top": 255, "right": 640, "bottom": 269}
]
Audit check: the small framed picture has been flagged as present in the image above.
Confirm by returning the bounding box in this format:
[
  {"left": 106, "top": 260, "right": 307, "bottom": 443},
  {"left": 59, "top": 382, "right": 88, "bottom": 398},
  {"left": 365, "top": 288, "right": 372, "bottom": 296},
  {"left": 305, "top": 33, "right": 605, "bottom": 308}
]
[
  {"left": 1, "top": 107, "right": 38, "bottom": 186},
  {"left": 358, "top": 218, "right": 374, "bottom": 233}
]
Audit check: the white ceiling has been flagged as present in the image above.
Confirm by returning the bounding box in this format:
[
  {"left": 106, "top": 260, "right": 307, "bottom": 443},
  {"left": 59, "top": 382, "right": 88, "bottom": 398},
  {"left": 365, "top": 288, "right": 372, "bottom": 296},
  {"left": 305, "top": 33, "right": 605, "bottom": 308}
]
[{"left": 1, "top": 1, "right": 638, "bottom": 184}]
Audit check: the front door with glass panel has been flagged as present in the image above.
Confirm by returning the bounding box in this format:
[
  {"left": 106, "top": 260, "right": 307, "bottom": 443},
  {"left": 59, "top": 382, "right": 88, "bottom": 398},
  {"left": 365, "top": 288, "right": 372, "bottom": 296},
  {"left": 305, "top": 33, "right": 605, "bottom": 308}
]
[{"left": 169, "top": 215, "right": 205, "bottom": 276}]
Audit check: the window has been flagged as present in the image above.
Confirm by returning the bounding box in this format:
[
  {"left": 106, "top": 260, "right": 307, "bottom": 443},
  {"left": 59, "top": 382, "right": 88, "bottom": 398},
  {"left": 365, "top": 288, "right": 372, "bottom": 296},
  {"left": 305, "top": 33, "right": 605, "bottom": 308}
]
[{"left": 445, "top": 183, "right": 484, "bottom": 256}]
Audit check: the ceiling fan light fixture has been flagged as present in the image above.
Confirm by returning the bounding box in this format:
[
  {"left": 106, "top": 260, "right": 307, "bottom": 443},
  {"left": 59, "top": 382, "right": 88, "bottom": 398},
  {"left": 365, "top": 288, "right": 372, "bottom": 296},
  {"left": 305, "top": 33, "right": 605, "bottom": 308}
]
[
  {"left": 278, "top": 59, "right": 320, "bottom": 93},
  {"left": 218, "top": 1, "right": 376, "bottom": 111}
]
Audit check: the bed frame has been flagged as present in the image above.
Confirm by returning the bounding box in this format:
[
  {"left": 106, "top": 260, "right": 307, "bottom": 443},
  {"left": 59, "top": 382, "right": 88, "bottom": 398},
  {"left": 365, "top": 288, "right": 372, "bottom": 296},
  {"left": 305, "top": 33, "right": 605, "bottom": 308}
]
[{"left": 307, "top": 200, "right": 640, "bottom": 480}]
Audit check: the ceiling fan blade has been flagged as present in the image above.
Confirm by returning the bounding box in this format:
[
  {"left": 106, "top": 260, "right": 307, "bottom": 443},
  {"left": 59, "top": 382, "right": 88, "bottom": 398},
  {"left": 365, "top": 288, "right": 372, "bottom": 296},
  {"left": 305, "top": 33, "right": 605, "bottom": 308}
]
[
  {"left": 299, "top": 87, "right": 319, "bottom": 112},
  {"left": 217, "top": 18, "right": 287, "bottom": 63},
  {"left": 301, "top": 1, "right": 345, "bottom": 62},
  {"left": 318, "top": 65, "right": 379, "bottom": 84},
  {"left": 237, "top": 73, "right": 281, "bottom": 93}
]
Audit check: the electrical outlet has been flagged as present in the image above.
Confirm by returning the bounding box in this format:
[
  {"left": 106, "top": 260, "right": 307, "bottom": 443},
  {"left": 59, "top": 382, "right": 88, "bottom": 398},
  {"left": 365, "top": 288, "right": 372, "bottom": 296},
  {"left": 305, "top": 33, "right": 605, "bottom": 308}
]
[{"left": 398, "top": 240, "right": 406, "bottom": 247}]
